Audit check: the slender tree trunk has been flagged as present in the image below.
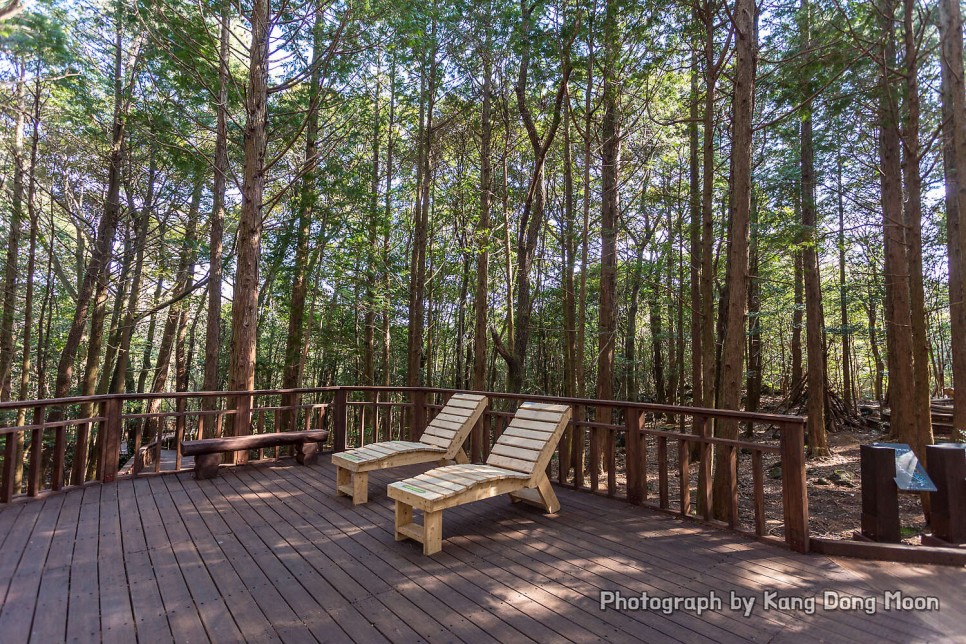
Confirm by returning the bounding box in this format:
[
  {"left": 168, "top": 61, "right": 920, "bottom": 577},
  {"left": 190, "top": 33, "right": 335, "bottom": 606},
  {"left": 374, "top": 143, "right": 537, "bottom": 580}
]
[
  {"left": 745, "top": 188, "right": 762, "bottom": 436},
  {"left": 0, "top": 63, "right": 25, "bottom": 400},
  {"left": 837, "top": 155, "right": 853, "bottom": 411},
  {"left": 801, "top": 83, "right": 830, "bottom": 455},
  {"left": 938, "top": 0, "right": 966, "bottom": 438},
  {"left": 700, "top": 1, "right": 717, "bottom": 410},
  {"left": 792, "top": 249, "right": 804, "bottom": 387},
  {"left": 202, "top": 5, "right": 229, "bottom": 432},
  {"left": 282, "top": 8, "right": 326, "bottom": 429},
  {"left": 227, "top": 0, "right": 271, "bottom": 444},
  {"left": 364, "top": 51, "right": 381, "bottom": 392},
  {"left": 878, "top": 0, "right": 916, "bottom": 444},
  {"left": 900, "top": 0, "right": 934, "bottom": 455},
  {"left": 577, "top": 23, "right": 594, "bottom": 399},
  {"left": 596, "top": 0, "right": 620, "bottom": 474},
  {"left": 712, "top": 0, "right": 757, "bottom": 522},
  {"left": 474, "top": 33, "right": 492, "bottom": 392}
]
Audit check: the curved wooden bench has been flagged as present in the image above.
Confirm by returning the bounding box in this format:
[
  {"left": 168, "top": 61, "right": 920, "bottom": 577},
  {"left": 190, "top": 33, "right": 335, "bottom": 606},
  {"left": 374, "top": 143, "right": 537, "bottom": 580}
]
[{"left": 182, "top": 429, "right": 329, "bottom": 479}]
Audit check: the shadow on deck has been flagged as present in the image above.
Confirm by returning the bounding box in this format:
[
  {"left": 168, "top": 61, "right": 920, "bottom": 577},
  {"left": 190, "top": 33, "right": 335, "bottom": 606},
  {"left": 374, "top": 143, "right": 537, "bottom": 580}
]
[{"left": 0, "top": 458, "right": 962, "bottom": 643}]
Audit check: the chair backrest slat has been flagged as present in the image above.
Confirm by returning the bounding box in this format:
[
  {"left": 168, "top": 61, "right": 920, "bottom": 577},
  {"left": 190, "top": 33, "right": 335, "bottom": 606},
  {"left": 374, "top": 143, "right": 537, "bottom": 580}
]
[
  {"left": 485, "top": 402, "right": 572, "bottom": 482},
  {"left": 418, "top": 393, "right": 488, "bottom": 458}
]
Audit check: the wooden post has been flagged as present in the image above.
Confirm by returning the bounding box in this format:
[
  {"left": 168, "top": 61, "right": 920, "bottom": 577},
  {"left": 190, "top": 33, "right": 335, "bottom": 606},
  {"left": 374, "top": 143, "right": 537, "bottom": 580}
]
[
  {"left": 625, "top": 407, "right": 644, "bottom": 504},
  {"left": 99, "top": 398, "right": 123, "bottom": 484},
  {"left": 860, "top": 444, "right": 900, "bottom": 543},
  {"left": 926, "top": 444, "right": 966, "bottom": 544},
  {"left": 471, "top": 415, "right": 484, "bottom": 464},
  {"left": 1, "top": 428, "right": 18, "bottom": 502},
  {"left": 175, "top": 397, "right": 186, "bottom": 471},
  {"left": 28, "top": 406, "right": 44, "bottom": 496},
  {"left": 781, "top": 420, "right": 810, "bottom": 552},
  {"left": 234, "top": 392, "right": 253, "bottom": 465},
  {"left": 333, "top": 388, "right": 347, "bottom": 452},
  {"left": 697, "top": 414, "right": 712, "bottom": 520},
  {"left": 411, "top": 390, "right": 426, "bottom": 441},
  {"left": 572, "top": 404, "right": 584, "bottom": 488},
  {"left": 679, "top": 439, "right": 690, "bottom": 517}
]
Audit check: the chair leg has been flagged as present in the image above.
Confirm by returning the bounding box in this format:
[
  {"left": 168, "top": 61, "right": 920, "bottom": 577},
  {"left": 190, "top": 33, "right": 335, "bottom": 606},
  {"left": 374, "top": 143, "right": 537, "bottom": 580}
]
[
  {"left": 509, "top": 474, "right": 560, "bottom": 513},
  {"left": 453, "top": 449, "right": 470, "bottom": 464},
  {"left": 423, "top": 510, "right": 443, "bottom": 555}
]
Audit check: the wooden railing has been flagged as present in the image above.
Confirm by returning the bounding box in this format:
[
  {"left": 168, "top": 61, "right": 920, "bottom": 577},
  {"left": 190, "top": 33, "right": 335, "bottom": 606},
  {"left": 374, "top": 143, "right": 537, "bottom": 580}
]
[{"left": 0, "top": 385, "right": 808, "bottom": 552}]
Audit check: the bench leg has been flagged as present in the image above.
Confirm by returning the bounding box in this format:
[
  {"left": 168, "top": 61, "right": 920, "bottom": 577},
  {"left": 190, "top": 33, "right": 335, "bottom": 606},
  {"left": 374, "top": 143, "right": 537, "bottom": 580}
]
[
  {"left": 454, "top": 449, "right": 469, "bottom": 465},
  {"left": 336, "top": 465, "right": 351, "bottom": 496},
  {"left": 336, "top": 467, "right": 368, "bottom": 504},
  {"left": 509, "top": 474, "right": 560, "bottom": 513},
  {"left": 296, "top": 441, "right": 319, "bottom": 465},
  {"left": 394, "top": 502, "right": 444, "bottom": 555},
  {"left": 423, "top": 510, "right": 443, "bottom": 555},
  {"left": 395, "top": 501, "right": 413, "bottom": 541},
  {"left": 194, "top": 453, "right": 221, "bottom": 480}
]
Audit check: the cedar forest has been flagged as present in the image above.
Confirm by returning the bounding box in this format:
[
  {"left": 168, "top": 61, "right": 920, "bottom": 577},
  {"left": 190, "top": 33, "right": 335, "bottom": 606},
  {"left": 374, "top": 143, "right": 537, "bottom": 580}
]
[{"left": 1, "top": 0, "right": 965, "bottom": 480}]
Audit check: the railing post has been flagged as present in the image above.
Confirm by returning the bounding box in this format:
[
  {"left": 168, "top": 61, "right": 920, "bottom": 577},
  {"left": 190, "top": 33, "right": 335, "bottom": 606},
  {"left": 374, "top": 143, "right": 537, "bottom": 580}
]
[
  {"left": 1, "top": 427, "right": 18, "bottom": 502},
  {"left": 99, "top": 398, "right": 123, "bottom": 484},
  {"left": 780, "top": 420, "right": 809, "bottom": 552},
  {"left": 28, "top": 406, "right": 44, "bottom": 496},
  {"left": 625, "top": 406, "right": 644, "bottom": 504},
  {"left": 333, "top": 388, "right": 347, "bottom": 452},
  {"left": 411, "top": 390, "right": 426, "bottom": 441},
  {"left": 175, "top": 396, "right": 186, "bottom": 471}
]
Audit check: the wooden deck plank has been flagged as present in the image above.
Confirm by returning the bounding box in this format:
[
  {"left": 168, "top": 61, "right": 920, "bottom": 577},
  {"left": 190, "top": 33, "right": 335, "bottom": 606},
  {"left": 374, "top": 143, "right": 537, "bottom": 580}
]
[
  {"left": 147, "top": 475, "right": 247, "bottom": 643},
  {"left": 191, "top": 479, "right": 324, "bottom": 642},
  {"left": 30, "top": 488, "right": 82, "bottom": 643},
  {"left": 163, "top": 474, "right": 283, "bottom": 643},
  {"left": 133, "top": 477, "right": 210, "bottom": 643},
  {"left": 67, "top": 486, "right": 106, "bottom": 644},
  {"left": 0, "top": 493, "right": 65, "bottom": 642},
  {"left": 117, "top": 478, "right": 176, "bottom": 643},
  {"left": 0, "top": 458, "right": 960, "bottom": 644},
  {"left": 266, "top": 466, "right": 538, "bottom": 644},
  {"left": 96, "top": 481, "right": 138, "bottom": 644},
  {"left": 224, "top": 467, "right": 468, "bottom": 644}
]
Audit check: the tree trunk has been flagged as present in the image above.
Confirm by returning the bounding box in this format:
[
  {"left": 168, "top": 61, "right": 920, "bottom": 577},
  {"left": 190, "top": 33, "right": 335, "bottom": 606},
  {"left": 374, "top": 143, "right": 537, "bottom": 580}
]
[
  {"left": 596, "top": 0, "right": 620, "bottom": 471},
  {"left": 938, "top": 0, "right": 966, "bottom": 438},
  {"left": 227, "top": 0, "right": 270, "bottom": 444},
  {"left": 282, "top": 8, "right": 326, "bottom": 428},
  {"left": 712, "top": 0, "right": 757, "bottom": 523},
  {"left": 0, "top": 63, "right": 25, "bottom": 400},
  {"left": 202, "top": 4, "right": 229, "bottom": 432},
  {"left": 474, "top": 34, "right": 492, "bottom": 392},
  {"left": 900, "top": 0, "right": 934, "bottom": 456},
  {"left": 837, "top": 155, "right": 853, "bottom": 411},
  {"left": 878, "top": 0, "right": 916, "bottom": 446}
]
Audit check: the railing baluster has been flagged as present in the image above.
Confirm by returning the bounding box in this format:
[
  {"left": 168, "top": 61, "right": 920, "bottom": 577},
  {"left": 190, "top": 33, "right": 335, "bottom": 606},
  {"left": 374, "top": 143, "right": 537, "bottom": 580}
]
[
  {"left": 1, "top": 429, "right": 18, "bottom": 502},
  {"left": 697, "top": 415, "right": 712, "bottom": 520},
  {"left": 752, "top": 450, "right": 765, "bottom": 536},
  {"left": 28, "top": 406, "right": 44, "bottom": 496},
  {"left": 607, "top": 430, "right": 616, "bottom": 497},
  {"left": 573, "top": 404, "right": 584, "bottom": 489},
  {"left": 589, "top": 422, "right": 600, "bottom": 493},
  {"left": 679, "top": 439, "right": 690, "bottom": 517},
  {"left": 725, "top": 444, "right": 738, "bottom": 528},
  {"left": 625, "top": 407, "right": 644, "bottom": 504},
  {"left": 52, "top": 424, "right": 66, "bottom": 491},
  {"left": 175, "top": 397, "right": 186, "bottom": 471},
  {"left": 333, "top": 388, "right": 347, "bottom": 451},
  {"left": 657, "top": 435, "right": 669, "bottom": 508}
]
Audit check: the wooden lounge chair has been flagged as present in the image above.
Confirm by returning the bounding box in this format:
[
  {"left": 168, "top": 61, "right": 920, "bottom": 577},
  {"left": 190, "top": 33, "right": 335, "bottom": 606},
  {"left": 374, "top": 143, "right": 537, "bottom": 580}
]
[
  {"left": 331, "top": 393, "right": 488, "bottom": 504},
  {"left": 387, "top": 401, "right": 571, "bottom": 554}
]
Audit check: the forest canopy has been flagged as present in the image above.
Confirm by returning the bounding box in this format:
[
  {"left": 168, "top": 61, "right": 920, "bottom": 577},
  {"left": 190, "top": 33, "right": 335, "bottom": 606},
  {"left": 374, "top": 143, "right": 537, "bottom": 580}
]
[{"left": 0, "top": 0, "right": 964, "bottom": 464}]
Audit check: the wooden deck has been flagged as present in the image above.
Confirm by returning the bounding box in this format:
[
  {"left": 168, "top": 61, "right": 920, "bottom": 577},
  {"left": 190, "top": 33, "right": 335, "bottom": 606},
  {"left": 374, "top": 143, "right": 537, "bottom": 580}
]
[{"left": 0, "top": 459, "right": 962, "bottom": 643}]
